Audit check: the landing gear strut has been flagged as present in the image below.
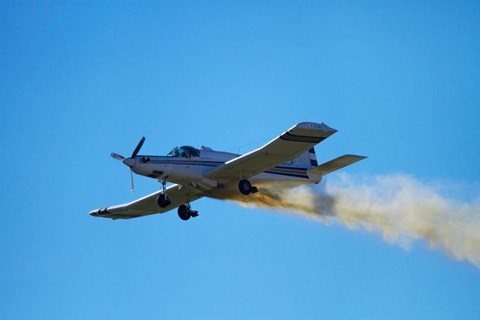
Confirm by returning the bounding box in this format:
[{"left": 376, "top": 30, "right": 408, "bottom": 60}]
[
  {"left": 238, "top": 179, "right": 258, "bottom": 195},
  {"left": 177, "top": 204, "right": 199, "bottom": 221}
]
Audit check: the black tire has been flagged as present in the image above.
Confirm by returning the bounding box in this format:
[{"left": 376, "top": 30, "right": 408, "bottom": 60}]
[
  {"left": 178, "top": 204, "right": 191, "bottom": 221},
  {"left": 238, "top": 179, "right": 252, "bottom": 195},
  {"left": 157, "top": 193, "right": 171, "bottom": 208}
]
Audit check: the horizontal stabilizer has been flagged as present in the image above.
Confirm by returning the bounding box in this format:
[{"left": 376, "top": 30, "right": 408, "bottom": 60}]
[{"left": 310, "top": 155, "right": 367, "bottom": 175}]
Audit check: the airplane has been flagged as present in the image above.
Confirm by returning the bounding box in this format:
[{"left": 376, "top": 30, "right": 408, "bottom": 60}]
[{"left": 90, "top": 122, "right": 366, "bottom": 221}]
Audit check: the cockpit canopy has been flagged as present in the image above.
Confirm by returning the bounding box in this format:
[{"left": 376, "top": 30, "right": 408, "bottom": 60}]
[{"left": 167, "top": 146, "right": 200, "bottom": 158}]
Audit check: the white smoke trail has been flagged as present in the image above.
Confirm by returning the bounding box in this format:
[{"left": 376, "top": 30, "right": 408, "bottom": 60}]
[{"left": 230, "top": 173, "right": 480, "bottom": 268}]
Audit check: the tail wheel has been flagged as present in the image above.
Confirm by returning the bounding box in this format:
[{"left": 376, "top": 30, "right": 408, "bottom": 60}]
[
  {"left": 157, "top": 193, "right": 171, "bottom": 208},
  {"left": 178, "top": 204, "right": 191, "bottom": 221},
  {"left": 238, "top": 179, "right": 252, "bottom": 195}
]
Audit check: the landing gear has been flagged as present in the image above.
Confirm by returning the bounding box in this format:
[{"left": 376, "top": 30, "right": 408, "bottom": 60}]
[
  {"left": 177, "top": 204, "right": 199, "bottom": 221},
  {"left": 157, "top": 179, "right": 172, "bottom": 208},
  {"left": 238, "top": 179, "right": 258, "bottom": 195},
  {"left": 157, "top": 179, "right": 199, "bottom": 221},
  {"left": 156, "top": 193, "right": 171, "bottom": 208}
]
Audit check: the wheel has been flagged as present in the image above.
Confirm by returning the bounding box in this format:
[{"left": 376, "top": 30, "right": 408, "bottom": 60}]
[
  {"left": 157, "top": 193, "right": 171, "bottom": 208},
  {"left": 178, "top": 204, "right": 191, "bottom": 221},
  {"left": 238, "top": 179, "right": 252, "bottom": 195}
]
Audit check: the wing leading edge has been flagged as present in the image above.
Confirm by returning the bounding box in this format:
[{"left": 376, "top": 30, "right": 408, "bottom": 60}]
[
  {"left": 90, "top": 184, "right": 204, "bottom": 220},
  {"left": 204, "top": 122, "right": 337, "bottom": 181}
]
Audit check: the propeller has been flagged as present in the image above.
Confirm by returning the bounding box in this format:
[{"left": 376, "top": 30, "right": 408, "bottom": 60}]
[
  {"left": 110, "top": 152, "right": 125, "bottom": 161},
  {"left": 131, "top": 137, "right": 145, "bottom": 158},
  {"left": 130, "top": 169, "right": 135, "bottom": 193},
  {"left": 110, "top": 136, "right": 146, "bottom": 192}
]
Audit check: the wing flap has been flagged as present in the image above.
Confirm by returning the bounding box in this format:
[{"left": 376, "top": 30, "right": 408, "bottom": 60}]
[
  {"left": 90, "top": 184, "right": 203, "bottom": 220},
  {"left": 310, "top": 155, "right": 367, "bottom": 175},
  {"left": 204, "top": 122, "right": 337, "bottom": 180}
]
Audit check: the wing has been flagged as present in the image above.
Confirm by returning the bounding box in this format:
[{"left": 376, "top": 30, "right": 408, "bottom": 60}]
[
  {"left": 90, "top": 184, "right": 204, "bottom": 220},
  {"left": 204, "top": 122, "right": 337, "bottom": 180}
]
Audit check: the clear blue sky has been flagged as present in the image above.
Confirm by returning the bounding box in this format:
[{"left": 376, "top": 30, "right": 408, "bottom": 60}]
[{"left": 1, "top": 1, "right": 480, "bottom": 319}]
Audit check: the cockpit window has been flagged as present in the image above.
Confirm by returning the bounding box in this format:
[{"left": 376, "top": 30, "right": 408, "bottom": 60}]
[
  {"left": 167, "top": 147, "right": 179, "bottom": 157},
  {"left": 167, "top": 146, "right": 200, "bottom": 158}
]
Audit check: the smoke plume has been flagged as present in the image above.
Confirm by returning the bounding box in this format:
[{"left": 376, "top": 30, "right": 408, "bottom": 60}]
[{"left": 230, "top": 173, "right": 480, "bottom": 268}]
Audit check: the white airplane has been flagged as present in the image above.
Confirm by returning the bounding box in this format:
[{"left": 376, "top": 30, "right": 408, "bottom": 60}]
[{"left": 90, "top": 122, "right": 366, "bottom": 221}]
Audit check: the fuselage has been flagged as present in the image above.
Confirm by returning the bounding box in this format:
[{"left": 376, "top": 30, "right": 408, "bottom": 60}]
[{"left": 128, "top": 145, "right": 321, "bottom": 195}]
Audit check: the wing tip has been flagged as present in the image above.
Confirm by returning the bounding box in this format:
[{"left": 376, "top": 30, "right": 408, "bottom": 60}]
[
  {"left": 296, "top": 122, "right": 337, "bottom": 132},
  {"left": 292, "top": 122, "right": 338, "bottom": 138},
  {"left": 89, "top": 208, "right": 111, "bottom": 218}
]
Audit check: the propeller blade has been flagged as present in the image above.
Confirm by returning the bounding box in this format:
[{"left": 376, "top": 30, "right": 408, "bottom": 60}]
[
  {"left": 111, "top": 152, "right": 125, "bottom": 161},
  {"left": 131, "top": 136, "right": 145, "bottom": 158},
  {"left": 130, "top": 169, "right": 135, "bottom": 192}
]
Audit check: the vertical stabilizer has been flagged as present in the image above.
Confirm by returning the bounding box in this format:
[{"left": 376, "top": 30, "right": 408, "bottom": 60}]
[{"left": 291, "top": 148, "right": 318, "bottom": 168}]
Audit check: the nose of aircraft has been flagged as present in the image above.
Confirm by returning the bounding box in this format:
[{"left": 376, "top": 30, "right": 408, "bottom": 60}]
[{"left": 122, "top": 157, "right": 136, "bottom": 167}]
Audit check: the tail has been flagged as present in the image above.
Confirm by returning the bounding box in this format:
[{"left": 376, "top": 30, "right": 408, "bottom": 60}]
[{"left": 293, "top": 148, "right": 366, "bottom": 175}]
